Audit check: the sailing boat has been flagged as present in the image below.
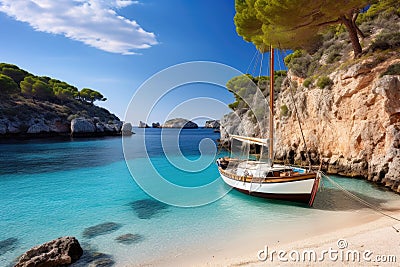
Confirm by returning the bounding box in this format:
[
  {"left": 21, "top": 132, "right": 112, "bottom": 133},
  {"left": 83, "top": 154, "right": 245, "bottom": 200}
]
[{"left": 217, "top": 46, "right": 320, "bottom": 206}]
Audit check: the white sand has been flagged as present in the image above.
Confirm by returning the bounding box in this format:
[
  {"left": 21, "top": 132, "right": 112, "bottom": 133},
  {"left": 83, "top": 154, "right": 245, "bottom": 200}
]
[
  {"left": 120, "top": 201, "right": 400, "bottom": 267},
  {"left": 198, "top": 212, "right": 400, "bottom": 267}
]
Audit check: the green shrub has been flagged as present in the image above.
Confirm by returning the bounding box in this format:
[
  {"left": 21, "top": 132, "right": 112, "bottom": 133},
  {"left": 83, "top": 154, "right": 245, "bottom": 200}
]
[
  {"left": 381, "top": 63, "right": 400, "bottom": 77},
  {"left": 316, "top": 76, "right": 333, "bottom": 89},
  {"left": 326, "top": 52, "right": 342, "bottom": 64},
  {"left": 280, "top": 104, "right": 289, "bottom": 117},
  {"left": 371, "top": 32, "right": 400, "bottom": 51},
  {"left": 228, "top": 101, "right": 239, "bottom": 110},
  {"left": 284, "top": 50, "right": 303, "bottom": 65},
  {"left": 303, "top": 78, "right": 313, "bottom": 88}
]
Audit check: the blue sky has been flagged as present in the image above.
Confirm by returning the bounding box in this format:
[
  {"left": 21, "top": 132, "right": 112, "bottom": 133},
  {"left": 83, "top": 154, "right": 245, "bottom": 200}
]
[{"left": 0, "top": 0, "right": 285, "bottom": 125}]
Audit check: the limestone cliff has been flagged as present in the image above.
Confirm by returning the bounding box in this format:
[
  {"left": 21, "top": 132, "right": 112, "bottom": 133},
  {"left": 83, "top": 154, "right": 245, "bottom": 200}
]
[{"left": 220, "top": 54, "right": 400, "bottom": 193}]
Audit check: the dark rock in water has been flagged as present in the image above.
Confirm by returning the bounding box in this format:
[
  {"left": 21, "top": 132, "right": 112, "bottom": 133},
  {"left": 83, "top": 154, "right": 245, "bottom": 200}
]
[
  {"left": 89, "top": 258, "right": 115, "bottom": 267},
  {"left": 14, "top": 236, "right": 83, "bottom": 267},
  {"left": 152, "top": 122, "right": 160, "bottom": 128},
  {"left": 130, "top": 199, "right": 169, "bottom": 219},
  {"left": 0, "top": 237, "right": 18, "bottom": 256},
  {"left": 82, "top": 222, "right": 122, "bottom": 239},
  {"left": 71, "top": 243, "right": 114, "bottom": 267},
  {"left": 115, "top": 233, "right": 144, "bottom": 245}
]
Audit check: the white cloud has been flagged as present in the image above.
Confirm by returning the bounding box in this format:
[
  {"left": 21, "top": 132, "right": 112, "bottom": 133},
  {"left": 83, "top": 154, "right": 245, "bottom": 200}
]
[
  {"left": 114, "top": 0, "right": 139, "bottom": 8},
  {"left": 0, "top": 0, "right": 157, "bottom": 55}
]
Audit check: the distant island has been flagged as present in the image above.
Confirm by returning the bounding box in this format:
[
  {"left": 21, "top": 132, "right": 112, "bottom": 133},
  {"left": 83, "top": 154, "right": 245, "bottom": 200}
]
[
  {"left": 137, "top": 119, "right": 221, "bottom": 129},
  {"left": 0, "top": 63, "right": 131, "bottom": 138},
  {"left": 161, "top": 118, "right": 198, "bottom": 129}
]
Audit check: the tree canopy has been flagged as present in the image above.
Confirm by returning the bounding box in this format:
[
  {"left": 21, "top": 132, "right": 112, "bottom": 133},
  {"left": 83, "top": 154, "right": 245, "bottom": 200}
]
[
  {"left": 0, "top": 63, "right": 30, "bottom": 84},
  {"left": 0, "top": 74, "right": 19, "bottom": 95},
  {"left": 20, "top": 76, "right": 54, "bottom": 99},
  {"left": 0, "top": 62, "right": 107, "bottom": 105},
  {"left": 234, "top": 0, "right": 371, "bottom": 57},
  {"left": 79, "top": 88, "right": 106, "bottom": 104}
]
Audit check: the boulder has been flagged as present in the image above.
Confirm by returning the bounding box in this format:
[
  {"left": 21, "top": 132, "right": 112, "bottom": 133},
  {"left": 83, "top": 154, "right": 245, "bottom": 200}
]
[
  {"left": 71, "top": 118, "right": 96, "bottom": 134},
  {"left": 27, "top": 121, "right": 50, "bottom": 134},
  {"left": 138, "top": 121, "right": 149, "bottom": 128},
  {"left": 152, "top": 122, "right": 160, "bottom": 128},
  {"left": 15, "top": 236, "right": 83, "bottom": 267},
  {"left": 122, "top": 122, "right": 133, "bottom": 135},
  {"left": 161, "top": 118, "right": 198, "bottom": 129}
]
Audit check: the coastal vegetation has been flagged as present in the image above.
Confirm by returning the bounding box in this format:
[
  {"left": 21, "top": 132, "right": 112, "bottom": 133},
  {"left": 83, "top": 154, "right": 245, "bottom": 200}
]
[
  {"left": 226, "top": 71, "right": 287, "bottom": 111},
  {"left": 0, "top": 63, "right": 105, "bottom": 104},
  {"left": 0, "top": 63, "right": 119, "bottom": 137},
  {"left": 227, "top": 0, "right": 400, "bottom": 110},
  {"left": 234, "top": 0, "right": 399, "bottom": 58}
]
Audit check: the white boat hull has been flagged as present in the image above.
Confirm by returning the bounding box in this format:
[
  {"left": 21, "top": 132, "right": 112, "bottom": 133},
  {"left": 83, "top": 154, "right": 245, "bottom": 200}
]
[{"left": 219, "top": 170, "right": 318, "bottom": 204}]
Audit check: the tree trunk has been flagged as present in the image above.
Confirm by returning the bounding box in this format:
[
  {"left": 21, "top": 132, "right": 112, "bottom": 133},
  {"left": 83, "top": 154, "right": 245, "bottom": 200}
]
[{"left": 340, "top": 15, "right": 362, "bottom": 58}]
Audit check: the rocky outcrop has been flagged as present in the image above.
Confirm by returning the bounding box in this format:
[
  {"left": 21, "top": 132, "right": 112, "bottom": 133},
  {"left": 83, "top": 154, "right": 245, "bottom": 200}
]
[
  {"left": 15, "top": 236, "right": 83, "bottom": 267},
  {"left": 152, "top": 122, "right": 160, "bottom": 128},
  {"left": 71, "top": 117, "right": 123, "bottom": 137},
  {"left": 204, "top": 120, "right": 220, "bottom": 129},
  {"left": 0, "top": 95, "right": 122, "bottom": 138},
  {"left": 220, "top": 57, "right": 400, "bottom": 193},
  {"left": 71, "top": 118, "right": 96, "bottom": 134},
  {"left": 161, "top": 118, "right": 198, "bottom": 129},
  {"left": 138, "top": 121, "right": 149, "bottom": 128},
  {"left": 122, "top": 122, "right": 133, "bottom": 135},
  {"left": 26, "top": 119, "right": 50, "bottom": 134}
]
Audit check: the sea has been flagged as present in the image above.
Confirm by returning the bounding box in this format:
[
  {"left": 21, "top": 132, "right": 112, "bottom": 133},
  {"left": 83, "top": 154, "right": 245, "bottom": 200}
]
[{"left": 1, "top": 128, "right": 399, "bottom": 266}]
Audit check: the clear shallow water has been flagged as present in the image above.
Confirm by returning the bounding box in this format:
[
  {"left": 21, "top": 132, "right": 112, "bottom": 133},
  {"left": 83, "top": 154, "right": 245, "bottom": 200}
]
[{"left": 1, "top": 129, "right": 399, "bottom": 266}]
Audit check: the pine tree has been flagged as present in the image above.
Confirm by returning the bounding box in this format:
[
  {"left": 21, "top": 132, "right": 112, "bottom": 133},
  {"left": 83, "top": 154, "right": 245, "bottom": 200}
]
[{"left": 234, "top": 0, "right": 371, "bottom": 57}]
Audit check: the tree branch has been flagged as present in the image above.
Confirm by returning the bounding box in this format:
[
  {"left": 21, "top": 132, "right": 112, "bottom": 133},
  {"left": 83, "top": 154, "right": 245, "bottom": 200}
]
[{"left": 289, "top": 17, "right": 341, "bottom": 31}]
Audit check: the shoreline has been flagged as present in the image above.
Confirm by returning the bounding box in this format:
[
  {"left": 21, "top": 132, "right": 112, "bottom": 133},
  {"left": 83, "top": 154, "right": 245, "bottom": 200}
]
[
  {"left": 219, "top": 211, "right": 400, "bottom": 267},
  {"left": 125, "top": 202, "right": 400, "bottom": 267}
]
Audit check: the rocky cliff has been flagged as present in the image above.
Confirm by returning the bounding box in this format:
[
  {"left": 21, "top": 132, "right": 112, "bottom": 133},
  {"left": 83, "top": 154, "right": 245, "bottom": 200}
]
[{"left": 220, "top": 54, "right": 400, "bottom": 193}]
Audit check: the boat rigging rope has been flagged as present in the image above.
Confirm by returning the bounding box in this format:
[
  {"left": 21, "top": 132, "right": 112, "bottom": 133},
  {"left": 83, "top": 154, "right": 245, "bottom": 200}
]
[{"left": 320, "top": 171, "right": 400, "bottom": 222}]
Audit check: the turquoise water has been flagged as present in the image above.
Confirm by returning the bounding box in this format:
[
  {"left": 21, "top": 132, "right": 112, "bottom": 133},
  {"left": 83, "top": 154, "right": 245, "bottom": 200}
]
[{"left": 1, "top": 129, "right": 399, "bottom": 266}]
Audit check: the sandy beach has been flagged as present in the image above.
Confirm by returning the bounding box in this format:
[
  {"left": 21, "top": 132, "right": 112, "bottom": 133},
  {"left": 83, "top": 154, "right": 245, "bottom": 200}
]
[
  {"left": 201, "top": 210, "right": 400, "bottom": 266},
  {"left": 139, "top": 199, "right": 400, "bottom": 267}
]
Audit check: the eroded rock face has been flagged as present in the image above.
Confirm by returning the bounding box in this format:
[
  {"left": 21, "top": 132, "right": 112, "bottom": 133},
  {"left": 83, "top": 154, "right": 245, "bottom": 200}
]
[
  {"left": 220, "top": 58, "right": 400, "bottom": 193},
  {"left": 15, "top": 236, "right": 83, "bottom": 267},
  {"left": 71, "top": 118, "right": 96, "bottom": 133},
  {"left": 70, "top": 118, "right": 123, "bottom": 136}
]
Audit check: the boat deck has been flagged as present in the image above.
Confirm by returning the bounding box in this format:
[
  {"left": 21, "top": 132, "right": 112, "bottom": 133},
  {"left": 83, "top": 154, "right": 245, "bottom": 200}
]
[{"left": 217, "top": 158, "right": 316, "bottom": 183}]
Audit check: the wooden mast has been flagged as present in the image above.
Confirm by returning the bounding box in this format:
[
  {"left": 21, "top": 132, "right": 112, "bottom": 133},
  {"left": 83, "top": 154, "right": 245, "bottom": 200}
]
[{"left": 269, "top": 45, "right": 274, "bottom": 165}]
